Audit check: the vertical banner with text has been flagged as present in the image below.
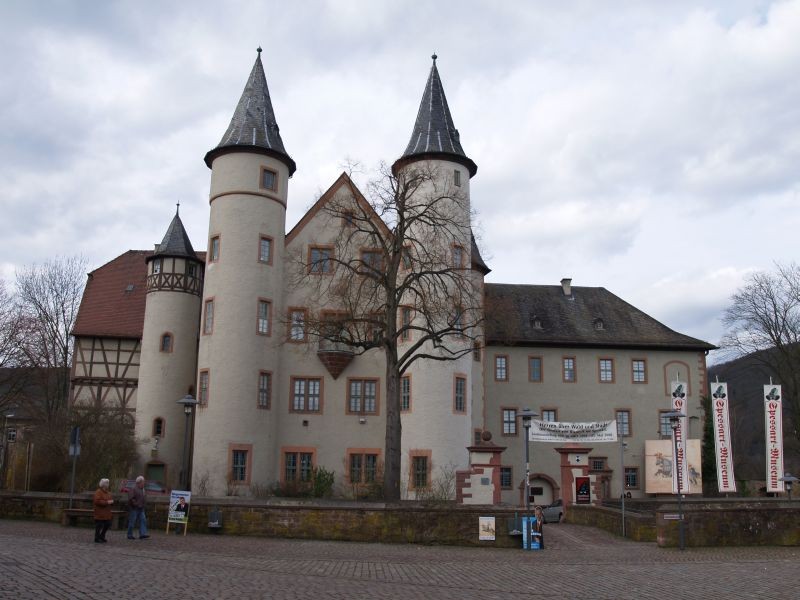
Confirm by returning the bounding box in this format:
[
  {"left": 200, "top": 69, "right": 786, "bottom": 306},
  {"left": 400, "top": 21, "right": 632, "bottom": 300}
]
[
  {"left": 764, "top": 385, "right": 785, "bottom": 493},
  {"left": 710, "top": 383, "right": 736, "bottom": 493},
  {"left": 671, "top": 381, "right": 689, "bottom": 494}
]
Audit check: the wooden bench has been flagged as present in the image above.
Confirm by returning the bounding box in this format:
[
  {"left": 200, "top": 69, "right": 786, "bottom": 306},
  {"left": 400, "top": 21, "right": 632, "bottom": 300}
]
[{"left": 62, "top": 508, "right": 127, "bottom": 530}]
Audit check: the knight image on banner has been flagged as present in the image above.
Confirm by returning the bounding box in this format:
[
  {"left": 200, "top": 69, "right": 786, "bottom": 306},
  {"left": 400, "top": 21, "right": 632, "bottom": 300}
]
[
  {"left": 645, "top": 439, "right": 702, "bottom": 494},
  {"left": 764, "top": 385, "right": 785, "bottom": 493},
  {"left": 710, "top": 383, "right": 736, "bottom": 493},
  {"left": 670, "top": 381, "right": 690, "bottom": 494}
]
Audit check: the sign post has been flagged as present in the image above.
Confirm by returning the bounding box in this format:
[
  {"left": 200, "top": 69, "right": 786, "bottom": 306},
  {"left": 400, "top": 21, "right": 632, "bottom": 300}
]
[{"left": 68, "top": 426, "right": 80, "bottom": 509}]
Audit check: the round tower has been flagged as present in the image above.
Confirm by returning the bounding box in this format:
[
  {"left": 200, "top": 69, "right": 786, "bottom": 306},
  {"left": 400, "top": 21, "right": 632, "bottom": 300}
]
[
  {"left": 192, "top": 48, "right": 296, "bottom": 495},
  {"left": 135, "top": 207, "right": 204, "bottom": 489},
  {"left": 392, "top": 55, "right": 482, "bottom": 498}
]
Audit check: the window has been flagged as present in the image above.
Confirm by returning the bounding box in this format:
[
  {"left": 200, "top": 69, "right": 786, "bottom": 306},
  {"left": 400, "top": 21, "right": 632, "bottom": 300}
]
[
  {"left": 452, "top": 245, "right": 464, "bottom": 268},
  {"left": 399, "top": 306, "right": 412, "bottom": 341},
  {"left": 291, "top": 378, "right": 322, "bottom": 412},
  {"left": 500, "top": 466, "right": 513, "bottom": 489},
  {"left": 258, "top": 372, "right": 271, "bottom": 409},
  {"left": 6, "top": 427, "right": 16, "bottom": 443},
  {"left": 160, "top": 333, "right": 172, "bottom": 353},
  {"left": 400, "top": 375, "right": 411, "bottom": 412},
  {"left": 401, "top": 247, "right": 412, "bottom": 270},
  {"left": 591, "top": 457, "right": 606, "bottom": 471},
  {"left": 473, "top": 342, "right": 481, "bottom": 362},
  {"left": 632, "top": 359, "right": 647, "bottom": 383},
  {"left": 616, "top": 410, "right": 631, "bottom": 437},
  {"left": 257, "top": 299, "right": 271, "bottom": 335},
  {"left": 285, "top": 452, "right": 314, "bottom": 482},
  {"left": 289, "top": 309, "right": 306, "bottom": 341},
  {"left": 259, "top": 236, "right": 272, "bottom": 264},
  {"left": 348, "top": 379, "right": 378, "bottom": 414},
  {"left": 198, "top": 370, "right": 209, "bottom": 405},
  {"left": 563, "top": 357, "right": 576, "bottom": 382},
  {"left": 624, "top": 467, "right": 639, "bottom": 489},
  {"left": 502, "top": 408, "right": 517, "bottom": 435},
  {"left": 152, "top": 418, "right": 164, "bottom": 437},
  {"left": 599, "top": 358, "right": 614, "bottom": 383},
  {"left": 309, "top": 246, "right": 333, "bottom": 274},
  {"left": 659, "top": 411, "right": 673, "bottom": 437},
  {"left": 349, "top": 452, "right": 379, "bottom": 483},
  {"left": 412, "top": 455, "right": 429, "bottom": 489},
  {"left": 232, "top": 449, "right": 248, "bottom": 482},
  {"left": 203, "top": 299, "right": 214, "bottom": 335},
  {"left": 542, "top": 409, "right": 557, "bottom": 422},
  {"left": 594, "top": 318, "right": 605, "bottom": 330},
  {"left": 260, "top": 167, "right": 277, "bottom": 191},
  {"left": 474, "top": 429, "right": 483, "bottom": 445},
  {"left": 152, "top": 258, "right": 162, "bottom": 274},
  {"left": 210, "top": 236, "right": 220, "bottom": 262},
  {"left": 454, "top": 376, "right": 467, "bottom": 413},
  {"left": 186, "top": 262, "right": 197, "bottom": 278},
  {"left": 453, "top": 169, "right": 461, "bottom": 187},
  {"left": 342, "top": 210, "right": 354, "bottom": 227},
  {"left": 528, "top": 356, "right": 542, "bottom": 382},
  {"left": 495, "top": 355, "right": 508, "bottom": 381},
  {"left": 360, "top": 249, "right": 383, "bottom": 276}
]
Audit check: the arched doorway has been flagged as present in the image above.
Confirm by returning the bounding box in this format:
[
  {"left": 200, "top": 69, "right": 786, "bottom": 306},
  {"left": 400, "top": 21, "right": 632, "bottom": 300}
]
[{"left": 518, "top": 472, "right": 560, "bottom": 507}]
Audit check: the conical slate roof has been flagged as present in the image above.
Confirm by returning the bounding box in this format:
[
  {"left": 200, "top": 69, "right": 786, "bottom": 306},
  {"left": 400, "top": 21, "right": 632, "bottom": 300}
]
[
  {"left": 152, "top": 208, "right": 197, "bottom": 259},
  {"left": 394, "top": 55, "right": 477, "bottom": 177},
  {"left": 204, "top": 48, "right": 296, "bottom": 175}
]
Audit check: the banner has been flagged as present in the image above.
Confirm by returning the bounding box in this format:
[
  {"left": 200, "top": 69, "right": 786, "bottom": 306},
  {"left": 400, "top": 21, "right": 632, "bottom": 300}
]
[
  {"left": 764, "top": 385, "right": 785, "bottom": 493},
  {"left": 168, "top": 490, "right": 191, "bottom": 525},
  {"left": 710, "top": 383, "right": 736, "bottom": 493},
  {"left": 645, "top": 439, "right": 702, "bottom": 494},
  {"left": 528, "top": 420, "right": 618, "bottom": 443},
  {"left": 671, "top": 381, "right": 689, "bottom": 494}
]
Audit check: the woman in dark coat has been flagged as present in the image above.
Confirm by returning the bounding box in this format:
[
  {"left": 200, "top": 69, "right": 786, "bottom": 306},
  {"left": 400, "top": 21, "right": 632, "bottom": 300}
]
[{"left": 93, "top": 478, "right": 114, "bottom": 543}]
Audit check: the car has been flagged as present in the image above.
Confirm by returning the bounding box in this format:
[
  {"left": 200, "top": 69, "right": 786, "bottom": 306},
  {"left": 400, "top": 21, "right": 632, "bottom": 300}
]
[
  {"left": 540, "top": 499, "right": 563, "bottom": 523},
  {"left": 118, "top": 479, "right": 170, "bottom": 496}
]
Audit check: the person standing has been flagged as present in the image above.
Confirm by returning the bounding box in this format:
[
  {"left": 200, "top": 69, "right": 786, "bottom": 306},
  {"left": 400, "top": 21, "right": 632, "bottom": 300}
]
[
  {"left": 127, "top": 476, "right": 150, "bottom": 540},
  {"left": 93, "top": 478, "right": 114, "bottom": 543}
]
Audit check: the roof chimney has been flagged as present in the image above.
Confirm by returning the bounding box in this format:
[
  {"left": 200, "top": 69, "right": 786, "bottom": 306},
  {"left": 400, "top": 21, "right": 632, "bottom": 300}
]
[{"left": 561, "top": 278, "right": 572, "bottom": 296}]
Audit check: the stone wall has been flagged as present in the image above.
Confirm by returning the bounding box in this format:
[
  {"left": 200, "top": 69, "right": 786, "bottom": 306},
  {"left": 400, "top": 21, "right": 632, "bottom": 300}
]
[
  {"left": 0, "top": 492, "right": 530, "bottom": 548},
  {"left": 568, "top": 504, "right": 657, "bottom": 542}
]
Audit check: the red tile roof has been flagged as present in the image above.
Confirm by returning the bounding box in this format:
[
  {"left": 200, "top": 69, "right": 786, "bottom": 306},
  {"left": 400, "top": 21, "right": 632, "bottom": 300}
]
[{"left": 72, "top": 250, "right": 151, "bottom": 339}]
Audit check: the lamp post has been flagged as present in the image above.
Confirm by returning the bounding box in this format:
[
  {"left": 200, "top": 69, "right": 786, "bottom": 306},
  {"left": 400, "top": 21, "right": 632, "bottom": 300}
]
[
  {"left": 519, "top": 409, "right": 539, "bottom": 512},
  {"left": 1, "top": 411, "right": 14, "bottom": 490},
  {"left": 664, "top": 410, "right": 686, "bottom": 551},
  {"left": 779, "top": 473, "right": 799, "bottom": 500},
  {"left": 619, "top": 437, "right": 627, "bottom": 538},
  {"left": 177, "top": 394, "right": 198, "bottom": 490}
]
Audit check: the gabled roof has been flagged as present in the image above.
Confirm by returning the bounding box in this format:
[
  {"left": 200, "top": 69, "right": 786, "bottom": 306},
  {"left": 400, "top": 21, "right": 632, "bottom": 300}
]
[
  {"left": 484, "top": 283, "right": 715, "bottom": 351},
  {"left": 394, "top": 55, "right": 477, "bottom": 177},
  {"left": 285, "top": 172, "right": 391, "bottom": 245},
  {"left": 72, "top": 251, "right": 152, "bottom": 339},
  {"left": 204, "top": 48, "right": 296, "bottom": 175},
  {"left": 151, "top": 209, "right": 197, "bottom": 260}
]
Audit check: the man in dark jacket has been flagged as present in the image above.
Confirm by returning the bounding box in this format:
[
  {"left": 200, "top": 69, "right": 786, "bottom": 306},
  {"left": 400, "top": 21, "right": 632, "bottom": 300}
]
[{"left": 127, "top": 476, "right": 150, "bottom": 539}]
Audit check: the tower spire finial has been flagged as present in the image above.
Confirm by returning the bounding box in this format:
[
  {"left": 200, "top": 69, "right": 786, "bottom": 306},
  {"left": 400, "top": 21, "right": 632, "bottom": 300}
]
[
  {"left": 431, "top": 52, "right": 437, "bottom": 64},
  {"left": 257, "top": 46, "right": 262, "bottom": 54},
  {"left": 176, "top": 202, "right": 180, "bottom": 216}
]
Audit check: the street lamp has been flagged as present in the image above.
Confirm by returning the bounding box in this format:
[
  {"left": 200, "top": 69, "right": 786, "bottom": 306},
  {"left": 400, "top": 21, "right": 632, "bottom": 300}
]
[
  {"left": 619, "top": 438, "right": 627, "bottom": 538},
  {"left": 1, "top": 411, "right": 15, "bottom": 491},
  {"left": 177, "top": 394, "right": 198, "bottom": 490},
  {"left": 664, "top": 410, "right": 686, "bottom": 551},
  {"left": 779, "top": 473, "right": 799, "bottom": 500},
  {"left": 519, "top": 408, "right": 539, "bottom": 512}
]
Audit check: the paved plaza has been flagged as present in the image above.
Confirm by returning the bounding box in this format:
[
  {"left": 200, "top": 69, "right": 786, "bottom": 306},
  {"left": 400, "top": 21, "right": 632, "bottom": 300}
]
[{"left": 1, "top": 519, "right": 799, "bottom": 599}]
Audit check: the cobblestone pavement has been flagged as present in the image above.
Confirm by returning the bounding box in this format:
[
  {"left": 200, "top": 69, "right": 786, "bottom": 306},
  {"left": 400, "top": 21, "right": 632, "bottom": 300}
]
[{"left": 1, "top": 519, "right": 799, "bottom": 599}]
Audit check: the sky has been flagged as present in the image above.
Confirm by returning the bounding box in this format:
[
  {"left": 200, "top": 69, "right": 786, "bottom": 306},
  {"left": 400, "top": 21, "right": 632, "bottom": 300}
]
[{"left": 1, "top": 0, "right": 799, "bottom": 363}]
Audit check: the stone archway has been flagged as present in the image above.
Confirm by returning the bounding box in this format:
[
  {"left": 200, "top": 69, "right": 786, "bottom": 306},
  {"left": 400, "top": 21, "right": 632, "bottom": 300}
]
[{"left": 517, "top": 472, "right": 561, "bottom": 507}]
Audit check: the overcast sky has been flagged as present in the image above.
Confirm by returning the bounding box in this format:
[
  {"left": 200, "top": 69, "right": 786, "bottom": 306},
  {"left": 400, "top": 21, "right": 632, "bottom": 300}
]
[{"left": 2, "top": 0, "right": 799, "bottom": 362}]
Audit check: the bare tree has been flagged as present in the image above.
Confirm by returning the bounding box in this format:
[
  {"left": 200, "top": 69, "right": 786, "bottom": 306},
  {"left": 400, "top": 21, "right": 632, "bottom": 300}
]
[
  {"left": 0, "top": 279, "right": 26, "bottom": 414},
  {"left": 290, "top": 163, "right": 483, "bottom": 501},
  {"left": 721, "top": 262, "right": 800, "bottom": 443},
  {"left": 14, "top": 256, "right": 87, "bottom": 420}
]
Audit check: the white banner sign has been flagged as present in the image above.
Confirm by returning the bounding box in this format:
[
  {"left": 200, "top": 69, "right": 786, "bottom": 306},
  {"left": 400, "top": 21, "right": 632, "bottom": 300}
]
[
  {"left": 710, "top": 383, "right": 736, "bottom": 493},
  {"left": 529, "top": 420, "right": 618, "bottom": 443},
  {"left": 764, "top": 385, "right": 785, "bottom": 493},
  {"left": 671, "top": 381, "right": 689, "bottom": 494}
]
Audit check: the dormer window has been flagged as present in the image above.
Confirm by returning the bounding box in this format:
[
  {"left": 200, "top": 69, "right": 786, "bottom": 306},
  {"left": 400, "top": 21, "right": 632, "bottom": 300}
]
[
  {"left": 594, "top": 318, "right": 605, "bottom": 330},
  {"left": 530, "top": 316, "right": 543, "bottom": 329},
  {"left": 152, "top": 259, "right": 162, "bottom": 274}
]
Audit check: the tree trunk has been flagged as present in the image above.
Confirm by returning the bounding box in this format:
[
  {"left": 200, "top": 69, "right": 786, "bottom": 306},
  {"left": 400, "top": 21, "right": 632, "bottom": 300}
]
[{"left": 383, "top": 358, "right": 402, "bottom": 502}]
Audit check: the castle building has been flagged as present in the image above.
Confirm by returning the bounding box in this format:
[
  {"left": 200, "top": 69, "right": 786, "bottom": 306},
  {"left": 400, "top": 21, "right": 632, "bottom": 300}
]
[{"left": 71, "top": 51, "right": 713, "bottom": 502}]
